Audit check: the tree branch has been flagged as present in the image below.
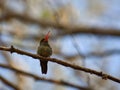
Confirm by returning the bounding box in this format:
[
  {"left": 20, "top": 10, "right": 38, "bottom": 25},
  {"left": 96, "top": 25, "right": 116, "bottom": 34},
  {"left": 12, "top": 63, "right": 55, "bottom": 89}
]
[
  {"left": 0, "top": 2, "right": 120, "bottom": 36},
  {"left": 0, "top": 75, "right": 20, "bottom": 90},
  {"left": 0, "top": 64, "right": 89, "bottom": 90},
  {"left": 1, "top": 12, "right": 120, "bottom": 36},
  {"left": 73, "top": 49, "right": 120, "bottom": 59},
  {"left": 0, "top": 45, "right": 120, "bottom": 84}
]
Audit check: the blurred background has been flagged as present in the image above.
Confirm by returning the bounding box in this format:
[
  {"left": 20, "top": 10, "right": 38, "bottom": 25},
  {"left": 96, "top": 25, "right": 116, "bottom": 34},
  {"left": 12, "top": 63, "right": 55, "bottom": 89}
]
[{"left": 0, "top": 0, "right": 120, "bottom": 90}]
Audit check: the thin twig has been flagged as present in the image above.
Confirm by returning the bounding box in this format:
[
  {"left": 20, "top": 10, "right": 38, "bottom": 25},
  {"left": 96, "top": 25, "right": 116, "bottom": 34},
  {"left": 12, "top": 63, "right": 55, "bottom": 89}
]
[
  {"left": 70, "top": 35, "right": 91, "bottom": 86},
  {"left": 0, "top": 64, "right": 89, "bottom": 90},
  {"left": 70, "top": 35, "right": 86, "bottom": 66},
  {"left": 0, "top": 46, "right": 120, "bottom": 84}
]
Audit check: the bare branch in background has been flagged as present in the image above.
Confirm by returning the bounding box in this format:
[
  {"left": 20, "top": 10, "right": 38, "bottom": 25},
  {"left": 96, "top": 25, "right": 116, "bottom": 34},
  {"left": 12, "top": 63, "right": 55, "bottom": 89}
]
[
  {"left": 63, "top": 49, "right": 120, "bottom": 61},
  {"left": 1, "top": 12, "right": 120, "bottom": 36},
  {"left": 86, "top": 49, "right": 120, "bottom": 57},
  {"left": 0, "top": 64, "right": 89, "bottom": 90},
  {"left": 0, "top": 46, "right": 120, "bottom": 83},
  {"left": 0, "top": 75, "right": 20, "bottom": 90},
  {"left": 0, "top": 2, "right": 120, "bottom": 36}
]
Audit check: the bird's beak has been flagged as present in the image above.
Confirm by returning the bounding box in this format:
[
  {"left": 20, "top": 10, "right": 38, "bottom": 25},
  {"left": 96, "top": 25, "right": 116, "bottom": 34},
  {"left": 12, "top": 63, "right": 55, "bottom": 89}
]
[{"left": 45, "top": 31, "right": 50, "bottom": 41}]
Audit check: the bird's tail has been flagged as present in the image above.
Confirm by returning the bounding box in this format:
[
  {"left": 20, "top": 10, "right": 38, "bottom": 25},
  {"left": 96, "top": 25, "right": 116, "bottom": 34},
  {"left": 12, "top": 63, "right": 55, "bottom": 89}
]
[{"left": 40, "top": 60, "right": 48, "bottom": 74}]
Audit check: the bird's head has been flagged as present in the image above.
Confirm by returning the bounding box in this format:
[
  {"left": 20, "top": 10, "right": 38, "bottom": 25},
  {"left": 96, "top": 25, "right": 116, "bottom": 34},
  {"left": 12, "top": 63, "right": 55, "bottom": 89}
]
[{"left": 40, "top": 31, "right": 50, "bottom": 44}]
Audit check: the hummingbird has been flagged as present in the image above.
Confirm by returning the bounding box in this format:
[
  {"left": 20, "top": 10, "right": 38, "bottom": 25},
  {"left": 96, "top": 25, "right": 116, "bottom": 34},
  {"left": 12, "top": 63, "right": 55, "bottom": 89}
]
[{"left": 37, "top": 31, "right": 52, "bottom": 74}]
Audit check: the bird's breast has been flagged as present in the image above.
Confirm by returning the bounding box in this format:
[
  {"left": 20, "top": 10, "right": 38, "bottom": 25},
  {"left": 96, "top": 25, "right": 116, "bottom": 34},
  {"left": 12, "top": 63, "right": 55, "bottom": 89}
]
[{"left": 37, "top": 45, "right": 52, "bottom": 57}]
